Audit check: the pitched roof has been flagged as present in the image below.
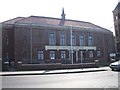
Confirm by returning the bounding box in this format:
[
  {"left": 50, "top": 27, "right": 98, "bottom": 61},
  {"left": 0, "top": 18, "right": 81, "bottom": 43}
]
[
  {"left": 2, "top": 15, "right": 105, "bottom": 30},
  {"left": 2, "top": 17, "right": 25, "bottom": 24},
  {"left": 14, "top": 16, "right": 102, "bottom": 29},
  {"left": 113, "top": 2, "right": 120, "bottom": 11}
]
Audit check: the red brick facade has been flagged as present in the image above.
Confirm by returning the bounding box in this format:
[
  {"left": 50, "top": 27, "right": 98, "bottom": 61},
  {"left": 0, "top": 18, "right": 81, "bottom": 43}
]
[{"left": 2, "top": 15, "right": 115, "bottom": 69}]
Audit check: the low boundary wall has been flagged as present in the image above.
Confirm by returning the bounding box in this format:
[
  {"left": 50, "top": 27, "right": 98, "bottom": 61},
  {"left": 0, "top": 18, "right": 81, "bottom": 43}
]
[{"left": 18, "top": 63, "right": 98, "bottom": 71}]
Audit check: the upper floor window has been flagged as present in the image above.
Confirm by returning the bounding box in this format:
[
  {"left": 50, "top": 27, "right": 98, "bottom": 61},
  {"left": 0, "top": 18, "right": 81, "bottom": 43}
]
[
  {"left": 71, "top": 33, "right": 76, "bottom": 46},
  {"left": 80, "top": 35, "right": 84, "bottom": 46},
  {"left": 49, "top": 33, "right": 55, "bottom": 45},
  {"left": 115, "top": 15, "right": 118, "bottom": 20},
  {"left": 60, "top": 33, "right": 66, "bottom": 46},
  {"left": 118, "top": 13, "right": 120, "bottom": 19},
  {"left": 88, "top": 35, "right": 93, "bottom": 46}
]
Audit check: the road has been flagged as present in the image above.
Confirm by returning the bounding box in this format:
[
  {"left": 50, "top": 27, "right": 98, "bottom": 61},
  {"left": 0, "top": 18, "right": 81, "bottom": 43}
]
[{"left": 2, "top": 68, "right": 119, "bottom": 88}]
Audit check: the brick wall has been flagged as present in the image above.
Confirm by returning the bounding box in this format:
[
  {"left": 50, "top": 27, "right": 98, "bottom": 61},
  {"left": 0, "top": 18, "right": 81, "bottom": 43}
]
[{"left": 13, "top": 24, "right": 115, "bottom": 65}]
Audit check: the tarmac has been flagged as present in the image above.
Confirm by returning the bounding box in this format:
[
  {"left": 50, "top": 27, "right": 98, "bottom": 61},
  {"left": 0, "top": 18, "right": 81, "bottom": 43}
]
[{"left": 0, "top": 67, "right": 110, "bottom": 76}]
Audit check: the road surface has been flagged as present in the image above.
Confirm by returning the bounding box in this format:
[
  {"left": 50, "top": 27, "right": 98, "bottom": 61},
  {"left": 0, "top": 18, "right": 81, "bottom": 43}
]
[{"left": 2, "top": 68, "right": 119, "bottom": 88}]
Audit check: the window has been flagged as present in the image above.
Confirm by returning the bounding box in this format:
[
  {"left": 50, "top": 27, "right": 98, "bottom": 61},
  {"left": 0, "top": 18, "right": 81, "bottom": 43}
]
[
  {"left": 88, "top": 35, "right": 93, "bottom": 46},
  {"left": 115, "top": 25, "right": 119, "bottom": 36},
  {"left": 49, "top": 33, "right": 55, "bottom": 45},
  {"left": 97, "top": 50, "right": 101, "bottom": 58},
  {"left": 118, "top": 13, "right": 120, "bottom": 19},
  {"left": 80, "top": 35, "right": 84, "bottom": 46},
  {"left": 38, "top": 51, "right": 44, "bottom": 60},
  {"left": 119, "top": 25, "right": 120, "bottom": 36},
  {"left": 115, "top": 15, "right": 118, "bottom": 20},
  {"left": 50, "top": 51, "right": 55, "bottom": 60},
  {"left": 72, "top": 33, "right": 76, "bottom": 45},
  {"left": 89, "top": 51, "right": 93, "bottom": 58},
  {"left": 61, "top": 51, "right": 66, "bottom": 59},
  {"left": 60, "top": 33, "right": 66, "bottom": 45}
]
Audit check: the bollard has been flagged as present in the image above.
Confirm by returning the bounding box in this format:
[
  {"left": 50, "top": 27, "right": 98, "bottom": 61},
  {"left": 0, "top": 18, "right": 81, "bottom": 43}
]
[
  {"left": 94, "top": 60, "right": 99, "bottom": 68},
  {"left": 3, "top": 62, "right": 9, "bottom": 71},
  {"left": 17, "top": 61, "right": 22, "bottom": 70}
]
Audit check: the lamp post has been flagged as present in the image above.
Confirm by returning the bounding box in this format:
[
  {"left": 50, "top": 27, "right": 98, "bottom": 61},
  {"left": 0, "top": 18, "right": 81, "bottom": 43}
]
[{"left": 30, "top": 23, "right": 33, "bottom": 64}]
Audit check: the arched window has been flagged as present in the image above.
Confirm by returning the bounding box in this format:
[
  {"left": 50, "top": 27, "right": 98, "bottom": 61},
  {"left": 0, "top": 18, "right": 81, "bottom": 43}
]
[
  {"left": 80, "top": 35, "right": 84, "bottom": 46},
  {"left": 88, "top": 35, "right": 93, "bottom": 46}
]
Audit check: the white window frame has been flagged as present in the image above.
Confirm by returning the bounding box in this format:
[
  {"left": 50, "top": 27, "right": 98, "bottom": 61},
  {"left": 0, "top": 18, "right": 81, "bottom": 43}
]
[
  {"left": 61, "top": 51, "right": 66, "bottom": 59},
  {"left": 97, "top": 50, "right": 101, "bottom": 58},
  {"left": 72, "top": 33, "right": 76, "bottom": 46},
  {"left": 80, "top": 34, "right": 84, "bottom": 46},
  {"left": 60, "top": 33, "right": 66, "bottom": 46},
  {"left": 89, "top": 51, "right": 93, "bottom": 58},
  {"left": 38, "top": 51, "right": 44, "bottom": 60},
  {"left": 49, "top": 32, "right": 55, "bottom": 45},
  {"left": 88, "top": 35, "right": 93, "bottom": 46},
  {"left": 50, "top": 51, "right": 55, "bottom": 60}
]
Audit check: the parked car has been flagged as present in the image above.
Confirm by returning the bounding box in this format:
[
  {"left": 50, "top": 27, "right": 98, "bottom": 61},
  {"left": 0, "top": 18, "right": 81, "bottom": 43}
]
[{"left": 109, "top": 60, "right": 120, "bottom": 71}]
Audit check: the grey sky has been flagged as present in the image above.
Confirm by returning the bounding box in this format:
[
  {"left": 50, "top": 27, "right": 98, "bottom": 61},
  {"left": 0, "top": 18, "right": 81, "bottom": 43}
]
[{"left": 0, "top": 0, "right": 119, "bottom": 34}]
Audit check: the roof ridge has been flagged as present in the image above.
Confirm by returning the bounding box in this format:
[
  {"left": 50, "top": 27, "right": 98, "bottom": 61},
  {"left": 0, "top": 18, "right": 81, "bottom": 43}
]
[
  {"left": 30, "top": 15, "right": 90, "bottom": 24},
  {"left": 15, "top": 16, "right": 30, "bottom": 23},
  {"left": 2, "top": 17, "right": 24, "bottom": 24}
]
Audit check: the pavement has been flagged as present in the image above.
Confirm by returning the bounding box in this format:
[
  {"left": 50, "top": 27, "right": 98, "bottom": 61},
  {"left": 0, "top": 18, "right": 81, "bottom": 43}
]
[{"left": 0, "top": 67, "right": 110, "bottom": 76}]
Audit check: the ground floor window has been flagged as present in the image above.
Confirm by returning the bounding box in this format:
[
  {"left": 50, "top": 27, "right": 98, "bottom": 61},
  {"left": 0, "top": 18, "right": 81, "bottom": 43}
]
[
  {"left": 50, "top": 51, "right": 55, "bottom": 60},
  {"left": 61, "top": 51, "right": 66, "bottom": 59},
  {"left": 97, "top": 50, "right": 101, "bottom": 58},
  {"left": 38, "top": 51, "right": 44, "bottom": 60},
  {"left": 89, "top": 51, "right": 93, "bottom": 58}
]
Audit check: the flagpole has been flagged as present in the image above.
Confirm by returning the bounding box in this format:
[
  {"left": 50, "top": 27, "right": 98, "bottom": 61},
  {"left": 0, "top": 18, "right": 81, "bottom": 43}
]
[{"left": 70, "top": 26, "right": 73, "bottom": 64}]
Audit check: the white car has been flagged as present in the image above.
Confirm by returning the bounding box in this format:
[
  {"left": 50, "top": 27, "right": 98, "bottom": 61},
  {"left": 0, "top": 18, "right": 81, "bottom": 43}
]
[{"left": 109, "top": 60, "right": 120, "bottom": 71}]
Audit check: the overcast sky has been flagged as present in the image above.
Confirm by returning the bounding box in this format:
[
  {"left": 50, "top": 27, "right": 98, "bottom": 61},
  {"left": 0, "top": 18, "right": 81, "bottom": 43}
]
[{"left": 0, "top": 0, "right": 119, "bottom": 34}]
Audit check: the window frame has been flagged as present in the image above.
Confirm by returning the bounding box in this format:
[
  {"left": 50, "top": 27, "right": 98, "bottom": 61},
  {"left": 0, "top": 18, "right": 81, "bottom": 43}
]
[
  {"left": 49, "top": 32, "right": 56, "bottom": 46},
  {"left": 72, "top": 32, "right": 76, "bottom": 46},
  {"left": 80, "top": 34, "right": 84, "bottom": 46},
  {"left": 50, "top": 51, "right": 55, "bottom": 60},
  {"left": 89, "top": 51, "right": 93, "bottom": 58},
  {"left": 38, "top": 51, "right": 44, "bottom": 60},
  {"left": 88, "top": 35, "right": 93, "bottom": 46},
  {"left": 61, "top": 51, "right": 66, "bottom": 59},
  {"left": 60, "top": 32, "right": 66, "bottom": 46}
]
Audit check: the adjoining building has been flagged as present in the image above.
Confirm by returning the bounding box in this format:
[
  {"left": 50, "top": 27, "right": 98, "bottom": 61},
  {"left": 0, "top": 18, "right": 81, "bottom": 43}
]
[
  {"left": 0, "top": 23, "right": 2, "bottom": 59},
  {"left": 2, "top": 9, "right": 115, "bottom": 70},
  {"left": 113, "top": 2, "right": 120, "bottom": 55},
  {"left": 0, "top": 23, "right": 2, "bottom": 70}
]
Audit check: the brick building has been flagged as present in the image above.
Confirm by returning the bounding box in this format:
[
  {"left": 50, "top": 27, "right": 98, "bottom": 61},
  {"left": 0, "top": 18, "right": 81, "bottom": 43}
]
[
  {"left": 113, "top": 2, "right": 120, "bottom": 54},
  {"left": 2, "top": 9, "right": 115, "bottom": 69},
  {"left": 0, "top": 23, "right": 2, "bottom": 69}
]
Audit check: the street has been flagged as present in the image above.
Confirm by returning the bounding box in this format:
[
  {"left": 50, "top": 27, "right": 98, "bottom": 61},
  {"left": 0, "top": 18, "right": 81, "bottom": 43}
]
[{"left": 2, "top": 68, "right": 119, "bottom": 88}]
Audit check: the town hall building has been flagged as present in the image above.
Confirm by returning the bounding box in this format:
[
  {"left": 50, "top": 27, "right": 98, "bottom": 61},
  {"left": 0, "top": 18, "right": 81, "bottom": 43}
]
[{"left": 2, "top": 9, "right": 115, "bottom": 70}]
